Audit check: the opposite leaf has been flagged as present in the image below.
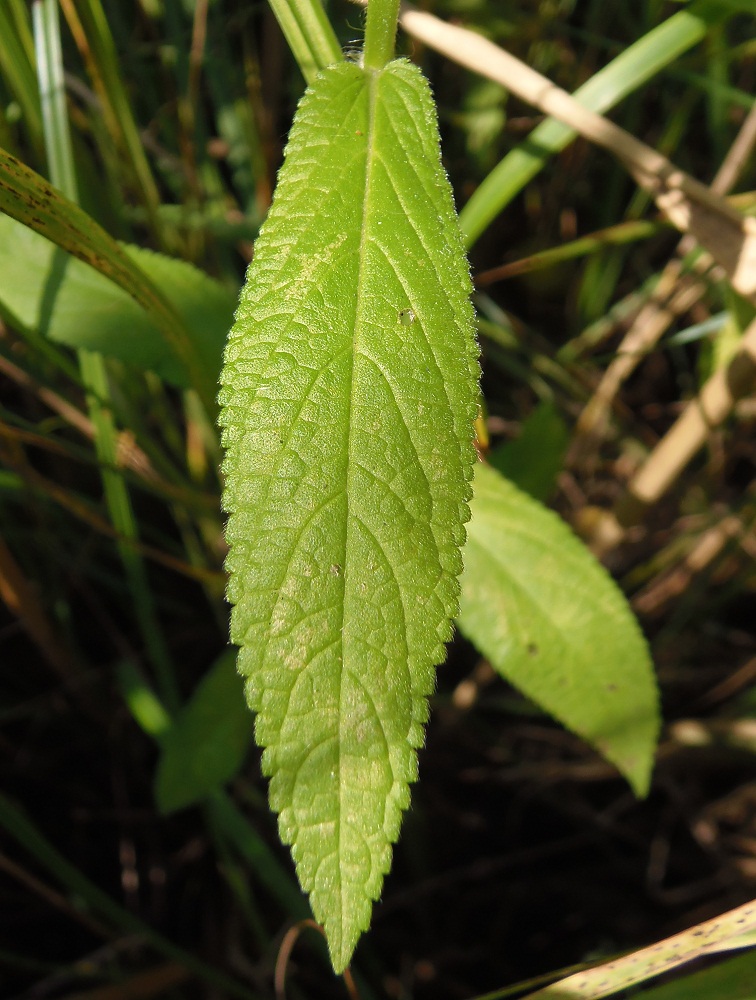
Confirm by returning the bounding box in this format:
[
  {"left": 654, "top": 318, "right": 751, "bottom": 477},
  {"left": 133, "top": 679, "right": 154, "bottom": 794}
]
[
  {"left": 219, "top": 59, "right": 479, "bottom": 971},
  {"left": 458, "top": 463, "right": 659, "bottom": 796},
  {"left": 0, "top": 213, "right": 235, "bottom": 387},
  {"left": 488, "top": 401, "right": 569, "bottom": 502},
  {"left": 0, "top": 147, "right": 216, "bottom": 412}
]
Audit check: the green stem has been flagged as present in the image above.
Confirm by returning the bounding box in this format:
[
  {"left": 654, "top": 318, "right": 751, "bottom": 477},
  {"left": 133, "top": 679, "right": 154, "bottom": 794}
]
[
  {"left": 59, "top": 0, "right": 166, "bottom": 249},
  {"left": 80, "top": 353, "right": 181, "bottom": 712},
  {"left": 32, "top": 0, "right": 77, "bottom": 198},
  {"left": 208, "top": 791, "right": 309, "bottom": 918},
  {"left": 32, "top": 0, "right": 180, "bottom": 712},
  {"left": 119, "top": 672, "right": 306, "bottom": 921},
  {"left": 0, "top": 0, "right": 44, "bottom": 156},
  {"left": 267, "top": 0, "right": 342, "bottom": 85},
  {"left": 363, "top": 0, "right": 400, "bottom": 71}
]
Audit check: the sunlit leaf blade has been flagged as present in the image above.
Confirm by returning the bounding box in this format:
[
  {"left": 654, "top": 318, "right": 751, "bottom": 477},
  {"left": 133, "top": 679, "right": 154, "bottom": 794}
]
[
  {"left": 219, "top": 59, "right": 479, "bottom": 971},
  {"left": 0, "top": 212, "right": 235, "bottom": 387},
  {"left": 458, "top": 464, "right": 659, "bottom": 796}
]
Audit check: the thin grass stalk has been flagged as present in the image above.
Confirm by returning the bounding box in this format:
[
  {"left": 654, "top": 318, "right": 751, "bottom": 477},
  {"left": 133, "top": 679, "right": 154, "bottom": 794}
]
[
  {"left": 206, "top": 789, "right": 310, "bottom": 921},
  {"left": 474, "top": 220, "right": 663, "bottom": 286},
  {"left": 204, "top": 804, "right": 272, "bottom": 951},
  {"left": 0, "top": 0, "right": 44, "bottom": 154},
  {"left": 398, "top": 4, "right": 755, "bottom": 299},
  {"left": 266, "top": 0, "right": 342, "bottom": 84},
  {"left": 32, "top": 0, "right": 180, "bottom": 712},
  {"left": 117, "top": 666, "right": 306, "bottom": 933}
]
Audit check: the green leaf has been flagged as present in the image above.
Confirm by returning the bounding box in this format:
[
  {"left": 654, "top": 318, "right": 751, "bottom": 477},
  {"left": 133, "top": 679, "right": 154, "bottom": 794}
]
[
  {"left": 219, "top": 59, "right": 479, "bottom": 971},
  {"left": 0, "top": 212, "right": 235, "bottom": 387},
  {"left": 458, "top": 463, "right": 659, "bottom": 796},
  {"left": 0, "top": 146, "right": 217, "bottom": 412},
  {"left": 488, "top": 401, "right": 569, "bottom": 502},
  {"left": 155, "top": 651, "right": 255, "bottom": 814},
  {"left": 118, "top": 661, "right": 172, "bottom": 739}
]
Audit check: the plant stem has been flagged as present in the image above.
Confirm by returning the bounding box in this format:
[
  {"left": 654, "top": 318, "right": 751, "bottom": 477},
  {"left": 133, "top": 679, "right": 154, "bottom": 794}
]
[
  {"left": 32, "top": 0, "right": 180, "bottom": 712},
  {"left": 267, "top": 0, "right": 342, "bottom": 85},
  {"left": 363, "top": 0, "right": 400, "bottom": 71}
]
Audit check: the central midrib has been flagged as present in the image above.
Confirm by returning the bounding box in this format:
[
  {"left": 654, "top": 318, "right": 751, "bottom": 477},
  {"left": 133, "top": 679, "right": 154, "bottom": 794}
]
[{"left": 335, "top": 61, "right": 383, "bottom": 934}]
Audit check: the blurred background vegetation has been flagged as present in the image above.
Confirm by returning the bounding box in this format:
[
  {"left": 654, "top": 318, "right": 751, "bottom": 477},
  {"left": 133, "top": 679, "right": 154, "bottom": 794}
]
[{"left": 1, "top": 0, "right": 755, "bottom": 997}]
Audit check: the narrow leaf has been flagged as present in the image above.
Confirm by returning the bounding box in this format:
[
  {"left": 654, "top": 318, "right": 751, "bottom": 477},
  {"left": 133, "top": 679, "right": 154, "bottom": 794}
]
[
  {"left": 521, "top": 897, "right": 756, "bottom": 1000},
  {"left": 638, "top": 949, "right": 756, "bottom": 1000},
  {"left": 219, "top": 59, "right": 479, "bottom": 970},
  {"left": 266, "top": 0, "right": 343, "bottom": 85},
  {"left": 456, "top": 2, "right": 728, "bottom": 246},
  {"left": 58, "top": 0, "right": 164, "bottom": 231},
  {"left": 0, "top": 0, "right": 44, "bottom": 154},
  {"left": 458, "top": 463, "right": 659, "bottom": 796}
]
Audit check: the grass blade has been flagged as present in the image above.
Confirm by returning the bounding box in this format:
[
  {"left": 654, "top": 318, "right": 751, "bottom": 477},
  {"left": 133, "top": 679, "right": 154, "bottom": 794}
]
[
  {"left": 266, "top": 0, "right": 342, "bottom": 84},
  {"left": 451, "top": 3, "right": 729, "bottom": 245}
]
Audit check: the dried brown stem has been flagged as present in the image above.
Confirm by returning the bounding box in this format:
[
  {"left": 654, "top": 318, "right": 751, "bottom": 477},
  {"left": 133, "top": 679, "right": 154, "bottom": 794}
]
[{"left": 398, "top": 5, "right": 756, "bottom": 298}]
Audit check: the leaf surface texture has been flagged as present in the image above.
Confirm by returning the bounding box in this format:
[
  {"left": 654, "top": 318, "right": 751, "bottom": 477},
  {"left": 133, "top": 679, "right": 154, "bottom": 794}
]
[{"left": 219, "top": 59, "right": 479, "bottom": 970}]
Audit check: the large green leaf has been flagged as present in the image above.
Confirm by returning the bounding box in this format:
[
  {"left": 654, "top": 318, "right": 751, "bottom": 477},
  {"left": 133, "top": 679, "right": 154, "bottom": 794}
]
[
  {"left": 219, "top": 59, "right": 479, "bottom": 970},
  {"left": 458, "top": 463, "right": 659, "bottom": 795},
  {"left": 0, "top": 212, "right": 235, "bottom": 387}
]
